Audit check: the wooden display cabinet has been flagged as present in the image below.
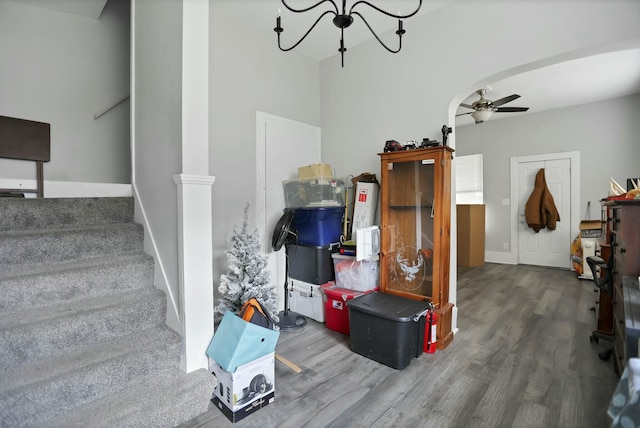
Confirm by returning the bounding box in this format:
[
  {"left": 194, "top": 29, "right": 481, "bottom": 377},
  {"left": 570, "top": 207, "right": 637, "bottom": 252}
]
[{"left": 379, "top": 146, "right": 454, "bottom": 349}]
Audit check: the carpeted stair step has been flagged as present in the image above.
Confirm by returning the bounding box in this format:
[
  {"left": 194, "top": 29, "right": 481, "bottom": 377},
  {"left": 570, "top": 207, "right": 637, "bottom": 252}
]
[
  {"left": 0, "top": 253, "right": 154, "bottom": 315},
  {"left": 48, "top": 368, "right": 213, "bottom": 428},
  {"left": 0, "top": 330, "right": 192, "bottom": 426},
  {"left": 0, "top": 196, "right": 212, "bottom": 427},
  {"left": 0, "top": 197, "right": 134, "bottom": 232},
  {"left": 0, "top": 222, "right": 144, "bottom": 272},
  {"left": 0, "top": 287, "right": 167, "bottom": 372},
  {"left": 0, "top": 325, "right": 179, "bottom": 393},
  {"left": 0, "top": 327, "right": 184, "bottom": 428}
]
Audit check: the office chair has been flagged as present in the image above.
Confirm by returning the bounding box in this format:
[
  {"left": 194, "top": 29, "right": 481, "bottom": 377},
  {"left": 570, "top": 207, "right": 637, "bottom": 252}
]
[{"left": 587, "top": 254, "right": 614, "bottom": 361}]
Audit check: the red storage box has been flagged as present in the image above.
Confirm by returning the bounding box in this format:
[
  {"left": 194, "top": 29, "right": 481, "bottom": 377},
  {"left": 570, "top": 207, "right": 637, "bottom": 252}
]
[{"left": 320, "top": 282, "right": 377, "bottom": 335}]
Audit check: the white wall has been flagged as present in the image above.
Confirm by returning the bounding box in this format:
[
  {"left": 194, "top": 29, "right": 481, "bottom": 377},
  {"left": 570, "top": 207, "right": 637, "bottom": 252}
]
[
  {"left": 132, "top": 0, "right": 184, "bottom": 329},
  {"left": 0, "top": 0, "right": 130, "bottom": 184},
  {"left": 131, "top": 1, "right": 321, "bottom": 326},
  {"left": 209, "top": 4, "right": 321, "bottom": 306},
  {"left": 455, "top": 93, "right": 640, "bottom": 255},
  {"left": 319, "top": 1, "right": 640, "bottom": 177},
  {"left": 318, "top": 0, "right": 640, "bottom": 331}
]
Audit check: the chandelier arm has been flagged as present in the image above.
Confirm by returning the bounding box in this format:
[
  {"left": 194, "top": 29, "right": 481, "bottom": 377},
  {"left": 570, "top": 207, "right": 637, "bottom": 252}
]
[
  {"left": 281, "top": 0, "right": 338, "bottom": 15},
  {"left": 349, "top": 0, "right": 422, "bottom": 18},
  {"left": 276, "top": 10, "right": 336, "bottom": 52},
  {"left": 352, "top": 11, "right": 402, "bottom": 53},
  {"left": 340, "top": 28, "right": 345, "bottom": 67}
]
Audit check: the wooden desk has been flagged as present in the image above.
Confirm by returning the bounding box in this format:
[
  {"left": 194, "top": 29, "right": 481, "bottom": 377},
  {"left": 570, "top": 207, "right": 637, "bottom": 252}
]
[
  {"left": 605, "top": 200, "right": 640, "bottom": 374},
  {"left": 0, "top": 115, "right": 50, "bottom": 198}
]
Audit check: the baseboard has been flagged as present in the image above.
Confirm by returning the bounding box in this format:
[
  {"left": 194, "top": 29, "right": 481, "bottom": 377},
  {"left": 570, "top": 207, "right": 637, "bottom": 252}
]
[
  {"left": 0, "top": 177, "right": 132, "bottom": 198},
  {"left": 485, "top": 250, "right": 517, "bottom": 265},
  {"left": 132, "top": 184, "right": 181, "bottom": 334}
]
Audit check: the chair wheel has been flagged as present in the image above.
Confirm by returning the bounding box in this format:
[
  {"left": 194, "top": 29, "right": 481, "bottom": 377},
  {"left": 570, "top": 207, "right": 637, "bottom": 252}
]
[
  {"left": 598, "top": 349, "right": 612, "bottom": 361},
  {"left": 590, "top": 335, "right": 598, "bottom": 343}
]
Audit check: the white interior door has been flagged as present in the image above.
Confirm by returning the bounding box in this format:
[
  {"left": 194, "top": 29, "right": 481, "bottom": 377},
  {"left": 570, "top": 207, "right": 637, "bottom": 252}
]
[
  {"left": 256, "top": 112, "right": 320, "bottom": 311},
  {"left": 517, "top": 158, "right": 571, "bottom": 268}
]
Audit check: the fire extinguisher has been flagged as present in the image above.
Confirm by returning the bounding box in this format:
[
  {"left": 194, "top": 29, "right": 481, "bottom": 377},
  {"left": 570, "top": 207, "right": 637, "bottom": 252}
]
[{"left": 424, "top": 302, "right": 437, "bottom": 354}]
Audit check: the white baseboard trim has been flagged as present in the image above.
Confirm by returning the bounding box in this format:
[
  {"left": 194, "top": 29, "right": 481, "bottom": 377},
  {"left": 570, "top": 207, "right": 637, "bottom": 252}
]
[
  {"left": 132, "top": 183, "right": 181, "bottom": 334},
  {"left": 0, "top": 177, "right": 132, "bottom": 198},
  {"left": 485, "top": 250, "right": 517, "bottom": 265}
]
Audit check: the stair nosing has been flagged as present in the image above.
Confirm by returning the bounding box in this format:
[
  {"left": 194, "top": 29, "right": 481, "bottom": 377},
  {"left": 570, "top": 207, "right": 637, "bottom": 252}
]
[
  {"left": 0, "top": 286, "right": 164, "bottom": 329},
  {"left": 0, "top": 326, "right": 180, "bottom": 393},
  {"left": 0, "top": 252, "right": 153, "bottom": 280}
]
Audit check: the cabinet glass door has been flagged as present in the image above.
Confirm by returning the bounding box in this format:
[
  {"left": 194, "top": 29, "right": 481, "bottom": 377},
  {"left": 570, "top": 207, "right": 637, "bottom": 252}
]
[{"left": 385, "top": 158, "right": 435, "bottom": 299}]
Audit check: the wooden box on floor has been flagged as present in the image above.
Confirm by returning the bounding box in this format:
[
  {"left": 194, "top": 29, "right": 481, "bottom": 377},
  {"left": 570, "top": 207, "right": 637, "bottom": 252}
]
[{"left": 457, "top": 204, "right": 485, "bottom": 267}]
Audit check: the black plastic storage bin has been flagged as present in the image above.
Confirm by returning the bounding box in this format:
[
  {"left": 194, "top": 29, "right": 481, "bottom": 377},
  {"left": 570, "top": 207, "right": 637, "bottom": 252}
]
[
  {"left": 347, "top": 292, "right": 429, "bottom": 369},
  {"left": 287, "top": 243, "right": 336, "bottom": 285}
]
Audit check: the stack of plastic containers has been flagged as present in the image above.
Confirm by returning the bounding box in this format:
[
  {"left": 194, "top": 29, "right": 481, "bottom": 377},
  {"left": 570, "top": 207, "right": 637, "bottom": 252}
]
[{"left": 283, "top": 175, "right": 346, "bottom": 322}]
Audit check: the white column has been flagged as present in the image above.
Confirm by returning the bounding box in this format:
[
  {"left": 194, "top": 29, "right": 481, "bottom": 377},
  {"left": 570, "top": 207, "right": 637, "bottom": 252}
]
[
  {"left": 174, "top": 174, "right": 215, "bottom": 372},
  {"left": 178, "top": 0, "right": 212, "bottom": 372},
  {"left": 182, "top": 0, "right": 209, "bottom": 176}
]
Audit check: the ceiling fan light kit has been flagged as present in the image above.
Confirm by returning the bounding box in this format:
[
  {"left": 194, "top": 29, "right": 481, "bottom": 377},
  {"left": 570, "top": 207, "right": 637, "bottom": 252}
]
[
  {"left": 458, "top": 89, "right": 530, "bottom": 124},
  {"left": 470, "top": 109, "right": 492, "bottom": 124},
  {"left": 274, "top": 0, "right": 422, "bottom": 67}
]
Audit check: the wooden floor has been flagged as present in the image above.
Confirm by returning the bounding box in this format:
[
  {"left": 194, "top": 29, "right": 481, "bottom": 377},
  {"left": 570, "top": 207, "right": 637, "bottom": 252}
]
[{"left": 180, "top": 263, "right": 619, "bottom": 428}]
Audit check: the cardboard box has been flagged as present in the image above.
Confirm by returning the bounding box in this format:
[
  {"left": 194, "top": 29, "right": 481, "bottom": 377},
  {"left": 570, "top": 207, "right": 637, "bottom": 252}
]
[
  {"left": 580, "top": 220, "right": 602, "bottom": 238},
  {"left": 457, "top": 204, "right": 485, "bottom": 267},
  {"left": 211, "top": 352, "right": 275, "bottom": 423},
  {"left": 352, "top": 182, "right": 378, "bottom": 239},
  {"left": 298, "top": 163, "right": 332, "bottom": 179},
  {"left": 206, "top": 311, "right": 279, "bottom": 373}
]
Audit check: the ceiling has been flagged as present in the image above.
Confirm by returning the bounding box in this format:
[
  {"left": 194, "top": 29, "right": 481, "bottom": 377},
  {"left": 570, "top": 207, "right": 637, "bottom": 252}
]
[
  {"left": 455, "top": 48, "right": 640, "bottom": 126},
  {"left": 11, "top": 0, "right": 108, "bottom": 19},
  {"left": 214, "top": 0, "right": 640, "bottom": 125},
  {"left": 20, "top": 0, "right": 640, "bottom": 125},
  {"left": 214, "top": 0, "right": 453, "bottom": 61}
]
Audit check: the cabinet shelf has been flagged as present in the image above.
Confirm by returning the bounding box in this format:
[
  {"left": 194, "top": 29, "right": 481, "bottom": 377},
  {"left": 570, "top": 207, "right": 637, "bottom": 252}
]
[{"left": 389, "top": 204, "right": 434, "bottom": 209}]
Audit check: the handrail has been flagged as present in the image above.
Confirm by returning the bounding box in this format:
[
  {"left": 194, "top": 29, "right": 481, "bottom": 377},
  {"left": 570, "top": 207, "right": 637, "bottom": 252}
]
[{"left": 94, "top": 94, "right": 130, "bottom": 120}]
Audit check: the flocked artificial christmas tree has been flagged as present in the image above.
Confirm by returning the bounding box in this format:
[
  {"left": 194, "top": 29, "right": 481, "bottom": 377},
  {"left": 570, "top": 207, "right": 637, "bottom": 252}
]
[{"left": 216, "top": 203, "right": 279, "bottom": 323}]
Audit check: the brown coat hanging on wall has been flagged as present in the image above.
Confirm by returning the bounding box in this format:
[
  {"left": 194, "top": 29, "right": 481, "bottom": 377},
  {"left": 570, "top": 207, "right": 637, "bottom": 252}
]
[{"left": 525, "top": 168, "right": 560, "bottom": 233}]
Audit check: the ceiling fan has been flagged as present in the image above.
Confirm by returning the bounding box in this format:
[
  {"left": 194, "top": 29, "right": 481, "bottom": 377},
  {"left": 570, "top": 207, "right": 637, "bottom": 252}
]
[{"left": 457, "top": 89, "right": 530, "bottom": 123}]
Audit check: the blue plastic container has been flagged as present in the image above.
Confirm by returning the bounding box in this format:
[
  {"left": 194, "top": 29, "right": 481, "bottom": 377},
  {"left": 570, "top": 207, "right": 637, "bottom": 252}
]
[{"left": 291, "top": 207, "right": 344, "bottom": 246}]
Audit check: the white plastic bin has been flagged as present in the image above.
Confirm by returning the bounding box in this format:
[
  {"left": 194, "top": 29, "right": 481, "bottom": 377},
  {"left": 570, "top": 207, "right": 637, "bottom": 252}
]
[
  {"left": 288, "top": 280, "right": 326, "bottom": 322},
  {"left": 331, "top": 254, "right": 379, "bottom": 292}
]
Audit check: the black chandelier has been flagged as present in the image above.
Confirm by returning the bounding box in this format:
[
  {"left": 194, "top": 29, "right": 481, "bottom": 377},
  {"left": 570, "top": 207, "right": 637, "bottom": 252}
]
[{"left": 274, "top": 0, "right": 422, "bottom": 67}]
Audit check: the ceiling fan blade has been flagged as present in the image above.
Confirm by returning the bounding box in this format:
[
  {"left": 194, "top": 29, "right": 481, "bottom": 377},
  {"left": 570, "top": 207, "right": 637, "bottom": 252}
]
[
  {"left": 456, "top": 112, "right": 473, "bottom": 117},
  {"left": 495, "top": 106, "right": 529, "bottom": 113},
  {"left": 459, "top": 103, "right": 474, "bottom": 109},
  {"left": 491, "top": 94, "right": 520, "bottom": 107}
]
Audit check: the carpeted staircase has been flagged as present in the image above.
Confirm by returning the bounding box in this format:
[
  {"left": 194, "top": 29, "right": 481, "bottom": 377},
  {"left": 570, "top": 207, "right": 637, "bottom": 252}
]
[{"left": 0, "top": 197, "right": 212, "bottom": 427}]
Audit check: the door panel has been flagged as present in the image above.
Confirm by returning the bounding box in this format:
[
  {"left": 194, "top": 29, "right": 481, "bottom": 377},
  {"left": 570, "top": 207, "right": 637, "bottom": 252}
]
[
  {"left": 257, "top": 113, "right": 321, "bottom": 311},
  {"left": 518, "top": 158, "right": 571, "bottom": 268}
]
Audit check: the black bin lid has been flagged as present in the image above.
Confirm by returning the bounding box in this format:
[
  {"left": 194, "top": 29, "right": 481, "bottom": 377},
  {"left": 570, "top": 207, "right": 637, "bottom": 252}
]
[{"left": 346, "top": 291, "right": 429, "bottom": 322}]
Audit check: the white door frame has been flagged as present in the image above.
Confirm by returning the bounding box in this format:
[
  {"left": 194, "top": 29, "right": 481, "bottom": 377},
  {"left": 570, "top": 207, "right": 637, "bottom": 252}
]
[
  {"left": 508, "top": 151, "right": 580, "bottom": 267},
  {"left": 255, "top": 111, "right": 321, "bottom": 310}
]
